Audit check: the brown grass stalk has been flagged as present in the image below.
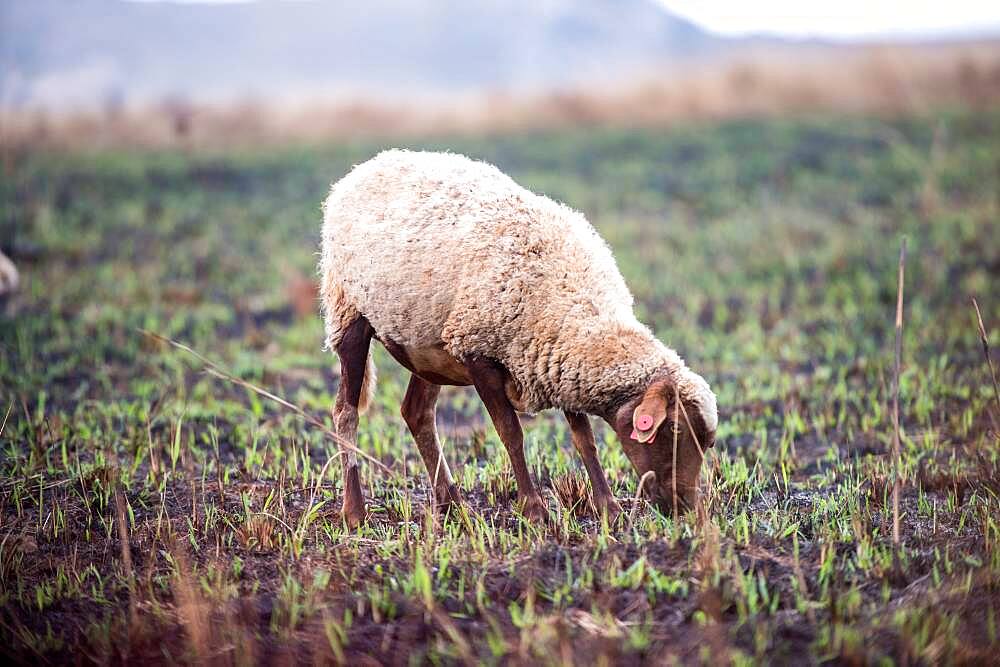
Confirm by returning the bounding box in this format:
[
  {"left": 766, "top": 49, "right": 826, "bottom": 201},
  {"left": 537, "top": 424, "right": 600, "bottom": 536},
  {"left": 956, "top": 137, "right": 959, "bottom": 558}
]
[
  {"left": 113, "top": 482, "right": 138, "bottom": 630},
  {"left": 552, "top": 473, "right": 592, "bottom": 518},
  {"left": 137, "top": 328, "right": 392, "bottom": 476},
  {"left": 169, "top": 542, "right": 209, "bottom": 663},
  {"left": 675, "top": 399, "right": 710, "bottom": 494},
  {"left": 427, "top": 605, "right": 474, "bottom": 665},
  {"left": 0, "top": 400, "right": 12, "bottom": 439},
  {"left": 972, "top": 297, "right": 1000, "bottom": 429},
  {"left": 628, "top": 470, "right": 657, "bottom": 528},
  {"left": 892, "top": 238, "right": 906, "bottom": 545},
  {"left": 672, "top": 385, "right": 680, "bottom": 526}
]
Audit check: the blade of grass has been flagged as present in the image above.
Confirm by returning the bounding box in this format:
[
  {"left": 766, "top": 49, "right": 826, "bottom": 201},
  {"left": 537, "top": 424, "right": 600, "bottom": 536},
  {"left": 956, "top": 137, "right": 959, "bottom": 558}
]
[
  {"left": 0, "top": 399, "right": 12, "bottom": 438},
  {"left": 137, "top": 328, "right": 393, "bottom": 476}
]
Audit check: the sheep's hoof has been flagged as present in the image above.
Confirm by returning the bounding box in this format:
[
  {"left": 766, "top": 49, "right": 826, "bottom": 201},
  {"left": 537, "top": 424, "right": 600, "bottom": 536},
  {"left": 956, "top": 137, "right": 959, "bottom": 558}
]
[
  {"left": 341, "top": 465, "right": 366, "bottom": 528},
  {"left": 434, "top": 484, "right": 462, "bottom": 518},
  {"left": 340, "top": 489, "right": 366, "bottom": 529},
  {"left": 594, "top": 496, "right": 623, "bottom": 525},
  {"left": 341, "top": 505, "right": 366, "bottom": 529},
  {"left": 518, "top": 494, "right": 549, "bottom": 523},
  {"left": 434, "top": 484, "right": 462, "bottom": 510}
]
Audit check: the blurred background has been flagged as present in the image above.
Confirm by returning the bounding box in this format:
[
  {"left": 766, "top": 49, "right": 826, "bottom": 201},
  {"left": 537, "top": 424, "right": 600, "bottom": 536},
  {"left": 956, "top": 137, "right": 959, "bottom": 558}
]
[{"left": 3, "top": 0, "right": 1000, "bottom": 148}]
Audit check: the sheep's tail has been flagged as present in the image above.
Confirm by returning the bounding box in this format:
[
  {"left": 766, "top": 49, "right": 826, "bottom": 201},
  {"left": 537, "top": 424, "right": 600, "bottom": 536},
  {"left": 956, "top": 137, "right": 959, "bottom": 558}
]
[{"left": 358, "top": 352, "right": 377, "bottom": 414}]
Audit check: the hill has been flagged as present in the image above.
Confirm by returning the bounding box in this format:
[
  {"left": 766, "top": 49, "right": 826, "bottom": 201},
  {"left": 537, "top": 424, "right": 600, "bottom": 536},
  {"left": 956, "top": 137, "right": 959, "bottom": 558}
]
[{"left": 0, "top": 0, "right": 717, "bottom": 109}]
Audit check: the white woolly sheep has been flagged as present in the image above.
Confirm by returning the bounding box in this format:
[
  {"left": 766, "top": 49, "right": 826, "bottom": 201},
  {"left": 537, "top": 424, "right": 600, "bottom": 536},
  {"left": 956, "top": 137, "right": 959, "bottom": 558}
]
[{"left": 320, "top": 149, "right": 717, "bottom": 525}]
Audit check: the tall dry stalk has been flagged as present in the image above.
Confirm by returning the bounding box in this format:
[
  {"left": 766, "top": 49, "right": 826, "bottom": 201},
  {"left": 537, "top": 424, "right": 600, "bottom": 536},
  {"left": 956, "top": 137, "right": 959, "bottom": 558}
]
[
  {"left": 114, "top": 481, "right": 138, "bottom": 629},
  {"left": 170, "top": 542, "right": 209, "bottom": 663},
  {"left": 672, "top": 386, "right": 680, "bottom": 526},
  {"left": 972, "top": 298, "right": 1000, "bottom": 428},
  {"left": 892, "top": 238, "right": 906, "bottom": 545},
  {"left": 628, "top": 471, "right": 656, "bottom": 528},
  {"left": 138, "top": 328, "right": 392, "bottom": 476}
]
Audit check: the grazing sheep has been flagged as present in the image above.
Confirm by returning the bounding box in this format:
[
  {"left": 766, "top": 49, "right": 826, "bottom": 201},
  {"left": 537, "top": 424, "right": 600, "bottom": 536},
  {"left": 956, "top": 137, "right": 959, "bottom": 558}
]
[
  {"left": 0, "top": 250, "right": 18, "bottom": 296},
  {"left": 320, "top": 150, "right": 717, "bottom": 526}
]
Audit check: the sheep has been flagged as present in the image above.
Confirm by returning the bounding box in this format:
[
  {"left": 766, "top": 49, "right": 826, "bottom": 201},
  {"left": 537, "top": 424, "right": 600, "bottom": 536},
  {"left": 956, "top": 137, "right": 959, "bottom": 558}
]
[
  {"left": 0, "top": 250, "right": 18, "bottom": 296},
  {"left": 320, "top": 149, "right": 717, "bottom": 526}
]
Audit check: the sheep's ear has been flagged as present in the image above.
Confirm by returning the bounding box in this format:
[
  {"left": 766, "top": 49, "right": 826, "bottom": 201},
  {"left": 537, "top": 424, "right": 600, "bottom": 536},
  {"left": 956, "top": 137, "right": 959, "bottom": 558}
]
[{"left": 631, "top": 378, "right": 672, "bottom": 443}]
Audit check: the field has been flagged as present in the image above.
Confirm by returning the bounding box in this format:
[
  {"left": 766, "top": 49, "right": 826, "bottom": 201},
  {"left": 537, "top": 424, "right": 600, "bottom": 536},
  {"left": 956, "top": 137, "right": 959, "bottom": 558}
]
[{"left": 2, "top": 110, "right": 999, "bottom": 664}]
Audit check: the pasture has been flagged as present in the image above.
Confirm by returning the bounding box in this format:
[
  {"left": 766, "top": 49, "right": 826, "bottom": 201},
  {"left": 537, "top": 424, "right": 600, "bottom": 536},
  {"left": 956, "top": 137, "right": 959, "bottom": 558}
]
[{"left": 1, "top": 110, "right": 999, "bottom": 664}]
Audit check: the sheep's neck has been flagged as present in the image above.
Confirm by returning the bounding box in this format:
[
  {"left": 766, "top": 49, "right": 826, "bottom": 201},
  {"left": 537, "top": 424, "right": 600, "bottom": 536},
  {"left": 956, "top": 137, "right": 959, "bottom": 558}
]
[{"left": 553, "top": 321, "right": 683, "bottom": 417}]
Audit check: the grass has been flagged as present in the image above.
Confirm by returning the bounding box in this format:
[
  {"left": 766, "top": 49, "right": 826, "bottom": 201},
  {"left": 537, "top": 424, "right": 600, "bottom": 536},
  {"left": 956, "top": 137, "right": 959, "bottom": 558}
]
[{"left": 1, "top": 109, "right": 999, "bottom": 664}]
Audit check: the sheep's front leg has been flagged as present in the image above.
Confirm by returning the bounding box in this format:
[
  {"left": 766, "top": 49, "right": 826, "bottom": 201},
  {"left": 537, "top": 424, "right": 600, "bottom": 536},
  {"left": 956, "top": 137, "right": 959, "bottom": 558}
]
[
  {"left": 564, "top": 411, "right": 622, "bottom": 523},
  {"left": 334, "top": 317, "right": 375, "bottom": 528},
  {"left": 466, "top": 357, "right": 548, "bottom": 522},
  {"left": 401, "top": 375, "right": 463, "bottom": 512}
]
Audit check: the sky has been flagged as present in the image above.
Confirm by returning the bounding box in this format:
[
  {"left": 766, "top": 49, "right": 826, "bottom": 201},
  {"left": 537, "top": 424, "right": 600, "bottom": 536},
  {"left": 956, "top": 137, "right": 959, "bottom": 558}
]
[
  {"left": 132, "top": 2, "right": 1000, "bottom": 40},
  {"left": 129, "top": 0, "right": 1000, "bottom": 39},
  {"left": 659, "top": 1, "right": 1000, "bottom": 39}
]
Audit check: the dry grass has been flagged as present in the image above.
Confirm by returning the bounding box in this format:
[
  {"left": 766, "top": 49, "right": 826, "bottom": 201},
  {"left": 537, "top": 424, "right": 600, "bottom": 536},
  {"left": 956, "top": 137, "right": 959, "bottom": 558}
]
[
  {"left": 3, "top": 42, "right": 1000, "bottom": 152},
  {"left": 973, "top": 298, "right": 1000, "bottom": 430},
  {"left": 485, "top": 468, "right": 517, "bottom": 504},
  {"left": 551, "top": 473, "right": 593, "bottom": 518},
  {"left": 235, "top": 514, "right": 279, "bottom": 551}
]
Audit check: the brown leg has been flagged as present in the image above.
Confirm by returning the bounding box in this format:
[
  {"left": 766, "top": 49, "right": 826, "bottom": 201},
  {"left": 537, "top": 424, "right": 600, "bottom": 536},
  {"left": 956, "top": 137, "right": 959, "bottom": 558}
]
[
  {"left": 564, "top": 411, "right": 622, "bottom": 523},
  {"left": 401, "top": 374, "right": 462, "bottom": 511},
  {"left": 334, "top": 317, "right": 374, "bottom": 528},
  {"left": 466, "top": 357, "right": 547, "bottom": 522}
]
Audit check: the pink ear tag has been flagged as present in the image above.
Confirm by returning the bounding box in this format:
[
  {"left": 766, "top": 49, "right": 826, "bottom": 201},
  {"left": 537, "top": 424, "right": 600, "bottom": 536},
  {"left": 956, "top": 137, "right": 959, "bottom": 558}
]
[
  {"left": 630, "top": 429, "right": 640, "bottom": 441},
  {"left": 637, "top": 414, "right": 654, "bottom": 430}
]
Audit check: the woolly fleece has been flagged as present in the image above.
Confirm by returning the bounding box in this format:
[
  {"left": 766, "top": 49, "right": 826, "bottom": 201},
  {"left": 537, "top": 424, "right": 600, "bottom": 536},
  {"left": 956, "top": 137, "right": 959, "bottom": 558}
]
[
  {"left": 0, "top": 250, "right": 17, "bottom": 296},
  {"left": 320, "top": 150, "right": 716, "bottom": 428}
]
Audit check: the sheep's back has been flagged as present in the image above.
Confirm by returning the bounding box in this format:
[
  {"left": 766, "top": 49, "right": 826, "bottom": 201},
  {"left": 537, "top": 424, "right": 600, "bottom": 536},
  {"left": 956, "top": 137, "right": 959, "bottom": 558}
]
[{"left": 320, "top": 150, "right": 637, "bottom": 391}]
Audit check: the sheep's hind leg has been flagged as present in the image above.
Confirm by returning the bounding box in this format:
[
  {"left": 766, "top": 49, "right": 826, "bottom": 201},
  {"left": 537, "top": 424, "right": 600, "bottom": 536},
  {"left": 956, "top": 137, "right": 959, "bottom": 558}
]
[
  {"left": 401, "top": 375, "right": 463, "bottom": 514},
  {"left": 564, "top": 411, "right": 622, "bottom": 524},
  {"left": 333, "top": 317, "right": 375, "bottom": 528},
  {"left": 466, "top": 357, "right": 548, "bottom": 523}
]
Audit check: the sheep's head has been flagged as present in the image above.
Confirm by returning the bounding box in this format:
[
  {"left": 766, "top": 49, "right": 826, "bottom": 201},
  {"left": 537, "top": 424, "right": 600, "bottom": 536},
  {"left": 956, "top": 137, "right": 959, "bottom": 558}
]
[{"left": 610, "top": 371, "right": 717, "bottom": 514}]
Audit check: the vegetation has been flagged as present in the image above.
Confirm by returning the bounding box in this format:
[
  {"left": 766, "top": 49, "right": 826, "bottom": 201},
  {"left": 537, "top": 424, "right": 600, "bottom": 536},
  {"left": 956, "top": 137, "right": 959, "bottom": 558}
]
[{"left": 1, "top": 110, "right": 998, "bottom": 664}]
